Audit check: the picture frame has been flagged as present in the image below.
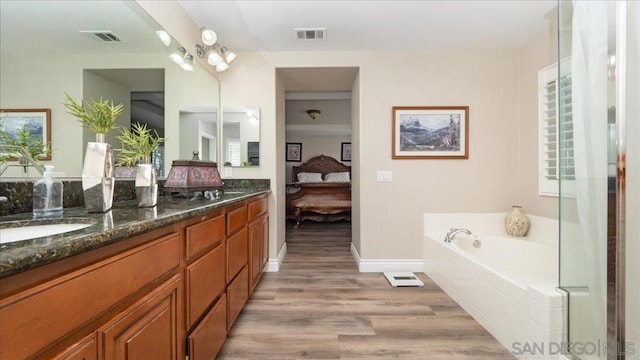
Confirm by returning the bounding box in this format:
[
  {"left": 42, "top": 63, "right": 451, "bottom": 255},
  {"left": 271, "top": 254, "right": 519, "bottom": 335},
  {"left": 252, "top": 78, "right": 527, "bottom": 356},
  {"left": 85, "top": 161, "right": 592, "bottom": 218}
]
[
  {"left": 0, "top": 108, "right": 52, "bottom": 161},
  {"left": 341, "top": 142, "right": 352, "bottom": 162},
  {"left": 392, "top": 106, "right": 469, "bottom": 159},
  {"left": 286, "top": 142, "right": 302, "bottom": 162}
]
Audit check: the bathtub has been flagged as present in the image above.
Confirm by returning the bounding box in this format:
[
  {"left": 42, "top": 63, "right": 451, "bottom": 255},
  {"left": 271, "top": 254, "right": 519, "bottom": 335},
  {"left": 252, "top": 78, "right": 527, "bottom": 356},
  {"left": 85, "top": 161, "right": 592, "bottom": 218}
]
[{"left": 424, "top": 213, "right": 566, "bottom": 360}]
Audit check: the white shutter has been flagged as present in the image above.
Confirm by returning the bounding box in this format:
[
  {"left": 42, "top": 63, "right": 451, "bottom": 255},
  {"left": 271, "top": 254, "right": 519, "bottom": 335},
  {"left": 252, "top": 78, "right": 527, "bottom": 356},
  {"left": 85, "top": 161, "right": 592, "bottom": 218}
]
[
  {"left": 539, "top": 59, "right": 576, "bottom": 196},
  {"left": 226, "top": 140, "right": 241, "bottom": 167}
]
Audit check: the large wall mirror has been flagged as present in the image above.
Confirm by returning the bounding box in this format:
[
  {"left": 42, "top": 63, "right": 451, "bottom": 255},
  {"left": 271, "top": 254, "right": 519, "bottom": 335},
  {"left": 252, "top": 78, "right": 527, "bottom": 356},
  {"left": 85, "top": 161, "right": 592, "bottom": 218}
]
[
  {"left": 0, "top": 0, "right": 220, "bottom": 178},
  {"left": 222, "top": 106, "right": 260, "bottom": 167}
]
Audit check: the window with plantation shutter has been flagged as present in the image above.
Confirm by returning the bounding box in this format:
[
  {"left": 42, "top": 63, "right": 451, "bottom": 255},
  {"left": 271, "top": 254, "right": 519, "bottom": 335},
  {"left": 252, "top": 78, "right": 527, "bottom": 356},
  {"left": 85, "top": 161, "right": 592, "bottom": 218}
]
[
  {"left": 538, "top": 60, "right": 576, "bottom": 196},
  {"left": 226, "top": 140, "right": 241, "bottom": 167}
]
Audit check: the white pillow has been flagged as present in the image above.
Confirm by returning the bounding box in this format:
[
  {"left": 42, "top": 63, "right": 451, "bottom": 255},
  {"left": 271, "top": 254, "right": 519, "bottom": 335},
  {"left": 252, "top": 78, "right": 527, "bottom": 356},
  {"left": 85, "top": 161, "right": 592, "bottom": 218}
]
[
  {"left": 324, "top": 172, "right": 350, "bottom": 183},
  {"left": 297, "top": 172, "right": 323, "bottom": 183}
]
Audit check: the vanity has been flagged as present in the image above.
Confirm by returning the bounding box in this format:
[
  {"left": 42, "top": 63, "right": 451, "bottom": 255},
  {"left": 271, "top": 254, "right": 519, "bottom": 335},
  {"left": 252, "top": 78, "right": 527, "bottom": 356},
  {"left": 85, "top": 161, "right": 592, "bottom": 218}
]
[{"left": 0, "top": 190, "right": 269, "bottom": 360}]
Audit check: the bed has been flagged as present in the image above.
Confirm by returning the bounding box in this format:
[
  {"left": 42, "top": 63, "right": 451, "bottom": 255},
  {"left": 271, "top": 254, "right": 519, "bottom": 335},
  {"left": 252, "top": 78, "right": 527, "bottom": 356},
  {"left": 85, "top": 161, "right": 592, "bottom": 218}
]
[{"left": 286, "top": 154, "right": 351, "bottom": 229}]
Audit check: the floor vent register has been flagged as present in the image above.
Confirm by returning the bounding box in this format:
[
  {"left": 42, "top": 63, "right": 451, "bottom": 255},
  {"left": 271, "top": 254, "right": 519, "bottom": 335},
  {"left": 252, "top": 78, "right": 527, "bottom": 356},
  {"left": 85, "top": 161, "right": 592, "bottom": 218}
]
[{"left": 384, "top": 272, "right": 424, "bottom": 287}]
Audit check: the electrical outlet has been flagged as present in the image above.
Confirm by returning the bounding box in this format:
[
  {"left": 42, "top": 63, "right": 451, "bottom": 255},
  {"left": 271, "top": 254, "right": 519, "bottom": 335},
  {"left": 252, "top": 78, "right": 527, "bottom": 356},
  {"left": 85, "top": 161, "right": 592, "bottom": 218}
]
[{"left": 376, "top": 171, "right": 392, "bottom": 182}]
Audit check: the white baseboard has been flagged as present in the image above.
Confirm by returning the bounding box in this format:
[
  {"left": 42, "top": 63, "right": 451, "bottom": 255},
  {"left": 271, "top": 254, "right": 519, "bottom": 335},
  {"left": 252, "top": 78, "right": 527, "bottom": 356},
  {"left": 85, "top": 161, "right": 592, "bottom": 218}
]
[
  {"left": 265, "top": 242, "right": 287, "bottom": 272},
  {"left": 350, "top": 242, "right": 424, "bottom": 273}
]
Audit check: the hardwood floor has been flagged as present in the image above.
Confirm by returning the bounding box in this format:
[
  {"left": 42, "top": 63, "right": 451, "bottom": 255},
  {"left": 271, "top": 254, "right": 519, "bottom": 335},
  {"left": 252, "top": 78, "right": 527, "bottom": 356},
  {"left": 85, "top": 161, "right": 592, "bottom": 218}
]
[{"left": 218, "top": 221, "right": 514, "bottom": 359}]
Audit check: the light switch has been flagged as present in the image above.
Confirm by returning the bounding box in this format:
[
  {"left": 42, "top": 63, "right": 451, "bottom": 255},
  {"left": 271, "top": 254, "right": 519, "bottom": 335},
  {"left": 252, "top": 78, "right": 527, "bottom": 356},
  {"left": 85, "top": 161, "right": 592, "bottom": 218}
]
[{"left": 376, "top": 171, "right": 392, "bottom": 182}]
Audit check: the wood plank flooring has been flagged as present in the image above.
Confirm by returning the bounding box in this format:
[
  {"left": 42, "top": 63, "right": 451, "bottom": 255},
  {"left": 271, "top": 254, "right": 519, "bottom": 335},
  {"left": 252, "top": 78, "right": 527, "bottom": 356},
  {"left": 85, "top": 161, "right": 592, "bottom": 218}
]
[{"left": 218, "top": 221, "right": 514, "bottom": 359}]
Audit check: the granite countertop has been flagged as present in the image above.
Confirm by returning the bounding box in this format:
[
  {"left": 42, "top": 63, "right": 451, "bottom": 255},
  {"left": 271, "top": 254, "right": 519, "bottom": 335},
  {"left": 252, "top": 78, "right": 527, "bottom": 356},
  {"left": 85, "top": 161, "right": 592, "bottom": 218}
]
[{"left": 0, "top": 190, "right": 269, "bottom": 279}]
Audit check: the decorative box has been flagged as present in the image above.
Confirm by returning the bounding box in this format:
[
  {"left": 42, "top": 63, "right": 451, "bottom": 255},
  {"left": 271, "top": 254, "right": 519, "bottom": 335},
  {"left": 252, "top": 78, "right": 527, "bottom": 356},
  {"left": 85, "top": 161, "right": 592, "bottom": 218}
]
[{"left": 163, "top": 159, "right": 223, "bottom": 194}]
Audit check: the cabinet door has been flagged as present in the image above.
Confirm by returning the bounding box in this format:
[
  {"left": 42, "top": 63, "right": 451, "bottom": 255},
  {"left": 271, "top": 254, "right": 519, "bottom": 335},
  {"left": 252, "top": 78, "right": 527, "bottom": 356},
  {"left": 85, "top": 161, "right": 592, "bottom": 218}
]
[
  {"left": 187, "top": 294, "right": 227, "bottom": 360},
  {"left": 248, "top": 220, "right": 261, "bottom": 293},
  {"left": 99, "top": 275, "right": 179, "bottom": 360},
  {"left": 261, "top": 215, "right": 269, "bottom": 268},
  {"left": 52, "top": 334, "right": 96, "bottom": 360}
]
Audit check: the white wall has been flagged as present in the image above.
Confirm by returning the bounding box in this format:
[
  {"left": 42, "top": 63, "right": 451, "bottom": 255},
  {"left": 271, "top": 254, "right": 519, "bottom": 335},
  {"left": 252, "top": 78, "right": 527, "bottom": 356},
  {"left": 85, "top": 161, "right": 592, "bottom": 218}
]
[
  {"left": 82, "top": 70, "right": 132, "bottom": 154},
  {"left": 516, "top": 25, "right": 559, "bottom": 219},
  {"left": 220, "top": 49, "right": 524, "bottom": 260}
]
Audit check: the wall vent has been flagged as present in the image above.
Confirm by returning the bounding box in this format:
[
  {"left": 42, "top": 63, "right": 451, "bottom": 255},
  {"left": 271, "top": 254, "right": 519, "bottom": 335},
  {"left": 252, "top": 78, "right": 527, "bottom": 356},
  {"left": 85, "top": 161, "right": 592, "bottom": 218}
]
[
  {"left": 79, "top": 30, "right": 123, "bottom": 42},
  {"left": 294, "top": 28, "right": 326, "bottom": 41}
]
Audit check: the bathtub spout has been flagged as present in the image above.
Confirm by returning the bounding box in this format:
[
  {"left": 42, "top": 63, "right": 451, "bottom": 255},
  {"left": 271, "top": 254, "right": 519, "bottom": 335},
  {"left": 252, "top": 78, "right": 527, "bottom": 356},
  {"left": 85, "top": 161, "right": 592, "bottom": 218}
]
[{"left": 444, "top": 228, "right": 472, "bottom": 243}]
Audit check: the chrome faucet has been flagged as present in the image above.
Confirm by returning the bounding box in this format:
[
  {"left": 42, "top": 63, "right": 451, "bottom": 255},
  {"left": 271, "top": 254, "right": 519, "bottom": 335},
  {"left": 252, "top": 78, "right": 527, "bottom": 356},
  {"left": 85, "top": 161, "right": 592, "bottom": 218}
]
[{"left": 444, "top": 228, "right": 472, "bottom": 243}]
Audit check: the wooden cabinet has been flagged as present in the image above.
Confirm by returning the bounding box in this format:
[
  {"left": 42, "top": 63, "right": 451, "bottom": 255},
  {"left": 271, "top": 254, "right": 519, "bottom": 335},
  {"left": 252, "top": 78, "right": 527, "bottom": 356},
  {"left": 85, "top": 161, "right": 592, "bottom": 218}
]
[
  {"left": 0, "top": 193, "right": 269, "bottom": 360},
  {"left": 0, "top": 231, "right": 180, "bottom": 360},
  {"left": 248, "top": 195, "right": 269, "bottom": 294},
  {"left": 183, "top": 210, "right": 227, "bottom": 360}
]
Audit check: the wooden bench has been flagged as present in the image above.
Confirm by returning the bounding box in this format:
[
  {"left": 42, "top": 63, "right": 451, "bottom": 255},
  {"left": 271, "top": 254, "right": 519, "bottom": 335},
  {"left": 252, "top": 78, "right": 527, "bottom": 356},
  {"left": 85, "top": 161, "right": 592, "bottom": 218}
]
[{"left": 292, "top": 199, "right": 351, "bottom": 229}]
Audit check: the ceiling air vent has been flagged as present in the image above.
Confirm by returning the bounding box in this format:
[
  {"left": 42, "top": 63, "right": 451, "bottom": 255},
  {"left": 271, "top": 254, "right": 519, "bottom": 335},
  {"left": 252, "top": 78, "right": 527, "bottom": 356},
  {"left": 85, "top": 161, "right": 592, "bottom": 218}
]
[
  {"left": 294, "top": 28, "right": 326, "bottom": 41},
  {"left": 79, "top": 30, "right": 123, "bottom": 43}
]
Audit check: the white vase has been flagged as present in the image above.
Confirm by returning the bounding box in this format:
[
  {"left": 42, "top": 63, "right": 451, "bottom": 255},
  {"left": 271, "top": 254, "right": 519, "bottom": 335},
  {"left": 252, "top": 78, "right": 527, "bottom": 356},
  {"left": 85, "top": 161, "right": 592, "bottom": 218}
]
[
  {"left": 505, "top": 205, "right": 530, "bottom": 237},
  {"left": 135, "top": 156, "right": 158, "bottom": 207},
  {"left": 81, "top": 133, "right": 115, "bottom": 212}
]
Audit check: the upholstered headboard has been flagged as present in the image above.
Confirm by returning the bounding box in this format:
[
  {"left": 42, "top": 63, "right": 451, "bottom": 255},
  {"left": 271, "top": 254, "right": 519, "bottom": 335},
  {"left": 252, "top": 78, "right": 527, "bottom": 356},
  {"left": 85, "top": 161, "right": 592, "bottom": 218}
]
[{"left": 291, "top": 154, "right": 351, "bottom": 182}]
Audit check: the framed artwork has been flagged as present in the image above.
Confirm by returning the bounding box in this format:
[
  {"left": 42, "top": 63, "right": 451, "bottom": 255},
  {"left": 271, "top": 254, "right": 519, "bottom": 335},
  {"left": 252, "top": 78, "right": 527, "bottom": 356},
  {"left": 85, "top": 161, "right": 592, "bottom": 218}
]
[
  {"left": 286, "top": 142, "right": 302, "bottom": 162},
  {"left": 341, "top": 142, "right": 352, "bottom": 162},
  {"left": 392, "top": 106, "right": 469, "bottom": 159},
  {"left": 0, "top": 108, "right": 52, "bottom": 160}
]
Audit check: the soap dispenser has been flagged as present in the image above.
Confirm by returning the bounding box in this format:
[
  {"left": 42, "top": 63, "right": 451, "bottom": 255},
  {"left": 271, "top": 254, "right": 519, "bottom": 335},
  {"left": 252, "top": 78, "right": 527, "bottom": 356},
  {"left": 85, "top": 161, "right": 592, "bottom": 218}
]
[{"left": 33, "top": 165, "right": 63, "bottom": 215}]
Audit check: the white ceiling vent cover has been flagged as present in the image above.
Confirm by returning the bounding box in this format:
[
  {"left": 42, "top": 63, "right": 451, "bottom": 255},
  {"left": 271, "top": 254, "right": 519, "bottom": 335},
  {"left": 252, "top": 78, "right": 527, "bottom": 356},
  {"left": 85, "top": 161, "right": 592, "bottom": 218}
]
[
  {"left": 294, "top": 28, "right": 326, "bottom": 41},
  {"left": 384, "top": 272, "right": 424, "bottom": 287},
  {"left": 80, "top": 30, "right": 123, "bottom": 42}
]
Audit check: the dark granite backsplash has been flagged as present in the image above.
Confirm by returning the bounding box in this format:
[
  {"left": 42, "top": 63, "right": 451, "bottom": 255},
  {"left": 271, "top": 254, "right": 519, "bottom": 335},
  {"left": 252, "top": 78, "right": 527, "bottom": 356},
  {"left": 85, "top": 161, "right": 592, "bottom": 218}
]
[{"left": 0, "top": 178, "right": 270, "bottom": 216}]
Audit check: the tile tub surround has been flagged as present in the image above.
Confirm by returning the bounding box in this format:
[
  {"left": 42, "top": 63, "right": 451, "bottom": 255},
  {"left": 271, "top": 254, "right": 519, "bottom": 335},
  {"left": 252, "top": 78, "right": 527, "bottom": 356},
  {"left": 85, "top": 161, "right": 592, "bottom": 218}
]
[
  {"left": 423, "top": 213, "right": 566, "bottom": 360},
  {"left": 0, "top": 188, "right": 270, "bottom": 278}
]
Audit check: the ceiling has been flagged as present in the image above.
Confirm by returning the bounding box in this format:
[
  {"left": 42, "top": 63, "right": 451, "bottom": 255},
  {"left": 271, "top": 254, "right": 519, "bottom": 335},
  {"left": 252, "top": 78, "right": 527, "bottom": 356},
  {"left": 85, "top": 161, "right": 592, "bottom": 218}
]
[
  {"left": 178, "top": 0, "right": 557, "bottom": 52},
  {"left": 0, "top": 1, "right": 168, "bottom": 55}
]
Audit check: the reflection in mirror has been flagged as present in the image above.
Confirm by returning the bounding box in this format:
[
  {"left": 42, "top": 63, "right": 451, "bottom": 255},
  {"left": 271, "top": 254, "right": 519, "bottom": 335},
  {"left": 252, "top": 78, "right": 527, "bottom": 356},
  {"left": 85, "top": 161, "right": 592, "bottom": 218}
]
[
  {"left": 222, "top": 106, "right": 260, "bottom": 167},
  {"left": 0, "top": 0, "right": 220, "bottom": 178},
  {"left": 179, "top": 106, "right": 218, "bottom": 163}
]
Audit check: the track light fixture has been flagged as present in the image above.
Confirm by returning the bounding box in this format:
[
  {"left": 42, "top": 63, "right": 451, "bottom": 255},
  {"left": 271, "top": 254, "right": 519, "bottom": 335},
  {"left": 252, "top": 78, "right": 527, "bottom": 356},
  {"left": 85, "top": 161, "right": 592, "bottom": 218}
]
[{"left": 195, "top": 27, "right": 237, "bottom": 72}]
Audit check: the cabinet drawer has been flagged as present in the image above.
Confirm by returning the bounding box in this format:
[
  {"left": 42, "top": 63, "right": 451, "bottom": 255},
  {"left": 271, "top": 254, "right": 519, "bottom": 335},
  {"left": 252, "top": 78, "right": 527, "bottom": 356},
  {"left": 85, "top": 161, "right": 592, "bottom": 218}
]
[
  {"left": 248, "top": 196, "right": 268, "bottom": 221},
  {"left": 185, "top": 214, "right": 225, "bottom": 261},
  {"left": 185, "top": 243, "right": 226, "bottom": 329},
  {"left": 188, "top": 294, "right": 227, "bottom": 360},
  {"left": 0, "top": 233, "right": 180, "bottom": 360},
  {"left": 227, "top": 228, "right": 248, "bottom": 283},
  {"left": 226, "top": 204, "right": 247, "bottom": 236},
  {"left": 227, "top": 266, "right": 249, "bottom": 330}
]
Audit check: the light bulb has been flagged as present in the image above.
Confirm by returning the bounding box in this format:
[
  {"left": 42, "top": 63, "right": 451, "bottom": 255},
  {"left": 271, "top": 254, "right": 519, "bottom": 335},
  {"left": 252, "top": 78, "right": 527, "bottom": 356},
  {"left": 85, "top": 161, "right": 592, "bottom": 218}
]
[
  {"left": 207, "top": 52, "right": 223, "bottom": 66},
  {"left": 222, "top": 47, "right": 237, "bottom": 63},
  {"left": 201, "top": 28, "right": 218, "bottom": 46},
  {"left": 216, "top": 62, "right": 229, "bottom": 72},
  {"left": 155, "top": 30, "right": 171, "bottom": 46}
]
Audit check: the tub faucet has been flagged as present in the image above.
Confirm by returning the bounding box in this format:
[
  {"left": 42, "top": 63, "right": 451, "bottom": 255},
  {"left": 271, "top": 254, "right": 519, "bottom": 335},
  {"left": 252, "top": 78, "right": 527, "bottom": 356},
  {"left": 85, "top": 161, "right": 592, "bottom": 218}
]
[{"left": 444, "top": 228, "right": 472, "bottom": 243}]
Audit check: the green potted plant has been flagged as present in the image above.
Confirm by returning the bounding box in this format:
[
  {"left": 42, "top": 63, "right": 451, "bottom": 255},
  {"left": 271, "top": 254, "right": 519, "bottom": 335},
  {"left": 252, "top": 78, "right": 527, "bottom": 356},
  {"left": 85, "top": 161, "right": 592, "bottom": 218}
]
[
  {"left": 63, "top": 93, "right": 123, "bottom": 142},
  {"left": 116, "top": 122, "right": 165, "bottom": 207},
  {"left": 63, "top": 93, "right": 124, "bottom": 212},
  {"left": 0, "top": 123, "right": 50, "bottom": 174}
]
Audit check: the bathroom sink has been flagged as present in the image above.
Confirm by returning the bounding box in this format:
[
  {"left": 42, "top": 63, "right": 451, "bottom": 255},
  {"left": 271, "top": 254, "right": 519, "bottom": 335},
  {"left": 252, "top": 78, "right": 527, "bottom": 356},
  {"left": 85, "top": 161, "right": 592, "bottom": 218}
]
[{"left": 0, "top": 219, "right": 94, "bottom": 244}]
